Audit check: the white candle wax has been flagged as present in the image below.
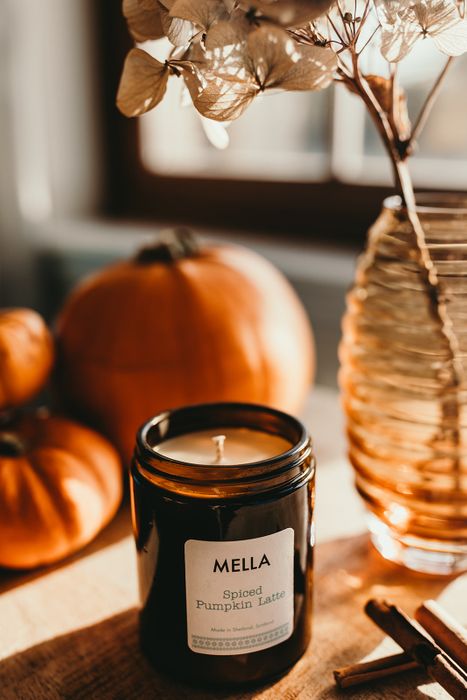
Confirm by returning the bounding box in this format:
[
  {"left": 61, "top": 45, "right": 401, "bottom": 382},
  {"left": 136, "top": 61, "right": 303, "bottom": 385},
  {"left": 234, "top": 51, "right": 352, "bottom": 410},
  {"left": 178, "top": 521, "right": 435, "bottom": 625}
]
[{"left": 154, "top": 427, "right": 292, "bottom": 465}]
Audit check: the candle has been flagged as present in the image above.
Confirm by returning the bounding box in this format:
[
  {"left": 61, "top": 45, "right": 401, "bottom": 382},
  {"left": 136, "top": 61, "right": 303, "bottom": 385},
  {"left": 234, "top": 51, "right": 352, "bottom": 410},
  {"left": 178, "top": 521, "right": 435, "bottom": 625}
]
[
  {"left": 130, "top": 402, "right": 315, "bottom": 688},
  {"left": 154, "top": 427, "right": 293, "bottom": 465}
]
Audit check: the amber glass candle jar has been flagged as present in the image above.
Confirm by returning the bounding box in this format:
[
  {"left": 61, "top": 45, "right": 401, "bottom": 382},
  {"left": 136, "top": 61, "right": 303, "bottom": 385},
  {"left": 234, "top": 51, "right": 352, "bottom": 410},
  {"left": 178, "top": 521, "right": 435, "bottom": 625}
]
[{"left": 130, "top": 402, "right": 315, "bottom": 688}]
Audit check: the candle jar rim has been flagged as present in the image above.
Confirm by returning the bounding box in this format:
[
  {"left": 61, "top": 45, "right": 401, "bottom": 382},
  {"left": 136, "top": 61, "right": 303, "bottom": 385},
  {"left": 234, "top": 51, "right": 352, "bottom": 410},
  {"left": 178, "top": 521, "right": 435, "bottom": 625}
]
[{"left": 133, "top": 402, "right": 314, "bottom": 499}]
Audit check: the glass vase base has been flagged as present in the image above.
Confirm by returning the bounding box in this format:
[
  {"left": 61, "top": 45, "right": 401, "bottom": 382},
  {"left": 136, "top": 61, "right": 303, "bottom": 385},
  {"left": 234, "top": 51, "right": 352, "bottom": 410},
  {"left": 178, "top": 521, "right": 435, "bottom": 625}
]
[{"left": 368, "top": 514, "right": 467, "bottom": 576}]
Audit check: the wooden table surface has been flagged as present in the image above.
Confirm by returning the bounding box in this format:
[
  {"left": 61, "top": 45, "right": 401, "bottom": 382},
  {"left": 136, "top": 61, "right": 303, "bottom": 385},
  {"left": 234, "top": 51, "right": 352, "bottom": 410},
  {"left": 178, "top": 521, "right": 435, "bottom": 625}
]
[{"left": 1, "top": 387, "right": 465, "bottom": 699}]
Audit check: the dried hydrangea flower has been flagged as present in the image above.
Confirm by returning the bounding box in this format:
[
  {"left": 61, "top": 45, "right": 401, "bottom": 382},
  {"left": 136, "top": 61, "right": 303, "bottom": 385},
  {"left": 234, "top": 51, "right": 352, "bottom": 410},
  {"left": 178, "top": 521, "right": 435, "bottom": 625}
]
[
  {"left": 118, "top": 2, "right": 337, "bottom": 121},
  {"left": 378, "top": 0, "right": 467, "bottom": 61},
  {"left": 180, "top": 22, "right": 337, "bottom": 120}
]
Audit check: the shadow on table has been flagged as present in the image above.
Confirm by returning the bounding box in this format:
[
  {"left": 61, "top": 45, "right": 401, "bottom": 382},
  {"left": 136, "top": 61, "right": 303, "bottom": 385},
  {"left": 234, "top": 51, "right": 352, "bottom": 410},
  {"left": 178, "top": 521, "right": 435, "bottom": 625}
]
[
  {"left": 0, "top": 533, "right": 452, "bottom": 700},
  {"left": 0, "top": 499, "right": 132, "bottom": 595},
  {"left": 0, "top": 607, "right": 267, "bottom": 700}
]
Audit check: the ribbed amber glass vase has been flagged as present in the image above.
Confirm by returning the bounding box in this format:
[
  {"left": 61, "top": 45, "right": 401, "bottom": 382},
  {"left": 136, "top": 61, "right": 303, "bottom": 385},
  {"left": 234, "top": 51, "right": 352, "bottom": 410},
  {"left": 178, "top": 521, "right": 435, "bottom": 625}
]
[{"left": 339, "top": 194, "right": 467, "bottom": 574}]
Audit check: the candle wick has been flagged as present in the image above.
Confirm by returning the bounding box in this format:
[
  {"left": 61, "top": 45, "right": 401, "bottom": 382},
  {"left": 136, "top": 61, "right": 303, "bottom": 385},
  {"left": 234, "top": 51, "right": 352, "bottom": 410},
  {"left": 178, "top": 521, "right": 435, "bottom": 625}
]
[{"left": 212, "top": 435, "right": 226, "bottom": 464}]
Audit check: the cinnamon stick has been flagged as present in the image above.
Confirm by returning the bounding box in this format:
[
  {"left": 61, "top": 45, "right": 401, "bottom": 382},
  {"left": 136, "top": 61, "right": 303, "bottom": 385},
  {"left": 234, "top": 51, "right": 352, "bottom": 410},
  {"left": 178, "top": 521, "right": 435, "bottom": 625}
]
[
  {"left": 365, "top": 599, "right": 467, "bottom": 700},
  {"left": 334, "top": 651, "right": 419, "bottom": 689},
  {"left": 415, "top": 600, "right": 467, "bottom": 672}
]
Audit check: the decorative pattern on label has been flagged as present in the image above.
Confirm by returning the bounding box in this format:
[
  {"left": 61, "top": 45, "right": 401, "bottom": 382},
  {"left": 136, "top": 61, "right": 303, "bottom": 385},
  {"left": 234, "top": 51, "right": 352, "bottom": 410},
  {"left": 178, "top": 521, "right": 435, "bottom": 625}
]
[{"left": 184, "top": 529, "right": 294, "bottom": 656}]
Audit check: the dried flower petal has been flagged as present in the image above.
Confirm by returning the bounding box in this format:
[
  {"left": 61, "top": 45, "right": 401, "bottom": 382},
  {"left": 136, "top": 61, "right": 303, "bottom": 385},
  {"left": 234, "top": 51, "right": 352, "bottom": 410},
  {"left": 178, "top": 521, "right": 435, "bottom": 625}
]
[
  {"left": 246, "top": 25, "right": 336, "bottom": 89},
  {"left": 122, "top": 0, "right": 166, "bottom": 42},
  {"left": 247, "top": 25, "right": 299, "bottom": 87},
  {"left": 204, "top": 15, "right": 252, "bottom": 50},
  {"left": 431, "top": 13, "right": 467, "bottom": 52},
  {"left": 170, "top": 0, "right": 229, "bottom": 30},
  {"left": 238, "top": 0, "right": 336, "bottom": 25},
  {"left": 159, "top": 0, "right": 198, "bottom": 45},
  {"left": 378, "top": 0, "right": 467, "bottom": 61},
  {"left": 117, "top": 48, "right": 169, "bottom": 116},
  {"left": 179, "top": 37, "right": 258, "bottom": 120},
  {"left": 183, "top": 66, "right": 258, "bottom": 120}
]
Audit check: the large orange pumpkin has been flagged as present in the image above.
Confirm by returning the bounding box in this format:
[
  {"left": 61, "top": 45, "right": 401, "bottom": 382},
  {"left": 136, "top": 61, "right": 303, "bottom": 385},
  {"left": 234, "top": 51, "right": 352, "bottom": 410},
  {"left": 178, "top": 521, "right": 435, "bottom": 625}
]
[
  {"left": 56, "top": 232, "right": 314, "bottom": 463},
  {"left": 0, "top": 308, "right": 54, "bottom": 410},
  {"left": 0, "top": 412, "right": 122, "bottom": 569}
]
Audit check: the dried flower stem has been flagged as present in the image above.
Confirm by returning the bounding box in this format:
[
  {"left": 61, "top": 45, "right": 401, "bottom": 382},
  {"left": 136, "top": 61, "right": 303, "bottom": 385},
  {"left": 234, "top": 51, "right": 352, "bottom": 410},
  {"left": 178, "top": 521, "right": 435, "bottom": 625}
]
[
  {"left": 358, "top": 23, "right": 381, "bottom": 54},
  {"left": 355, "top": 0, "right": 372, "bottom": 44},
  {"left": 337, "top": 2, "right": 353, "bottom": 43},
  {"left": 327, "top": 14, "right": 347, "bottom": 46}
]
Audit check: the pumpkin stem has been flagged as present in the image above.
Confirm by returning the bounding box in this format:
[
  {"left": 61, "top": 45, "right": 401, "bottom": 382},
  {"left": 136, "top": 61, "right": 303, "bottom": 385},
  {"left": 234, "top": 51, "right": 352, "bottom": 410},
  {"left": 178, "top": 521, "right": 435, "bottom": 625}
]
[
  {"left": 135, "top": 228, "right": 199, "bottom": 264},
  {"left": 0, "top": 433, "right": 26, "bottom": 457}
]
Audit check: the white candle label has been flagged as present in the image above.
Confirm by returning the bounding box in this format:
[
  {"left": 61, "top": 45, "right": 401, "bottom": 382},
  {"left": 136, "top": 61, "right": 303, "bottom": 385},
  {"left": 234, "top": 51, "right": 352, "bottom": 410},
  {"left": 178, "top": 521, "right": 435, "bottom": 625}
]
[{"left": 184, "top": 529, "right": 294, "bottom": 655}]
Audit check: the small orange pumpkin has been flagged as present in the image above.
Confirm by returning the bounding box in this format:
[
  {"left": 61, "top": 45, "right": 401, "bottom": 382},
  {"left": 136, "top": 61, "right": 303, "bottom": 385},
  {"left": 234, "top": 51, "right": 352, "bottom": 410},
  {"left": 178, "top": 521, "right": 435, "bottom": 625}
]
[
  {"left": 0, "top": 412, "right": 122, "bottom": 569},
  {"left": 0, "top": 308, "right": 54, "bottom": 410},
  {"left": 56, "top": 231, "right": 315, "bottom": 463}
]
